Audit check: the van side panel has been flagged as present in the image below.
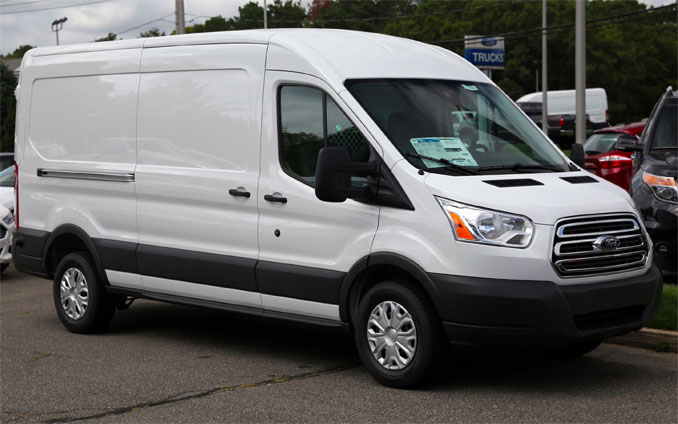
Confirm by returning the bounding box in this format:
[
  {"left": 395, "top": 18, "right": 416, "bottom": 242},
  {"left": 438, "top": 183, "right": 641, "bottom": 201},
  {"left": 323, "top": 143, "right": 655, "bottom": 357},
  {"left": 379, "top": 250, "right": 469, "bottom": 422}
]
[
  {"left": 134, "top": 44, "right": 265, "bottom": 296},
  {"left": 20, "top": 49, "right": 141, "bottom": 244}
]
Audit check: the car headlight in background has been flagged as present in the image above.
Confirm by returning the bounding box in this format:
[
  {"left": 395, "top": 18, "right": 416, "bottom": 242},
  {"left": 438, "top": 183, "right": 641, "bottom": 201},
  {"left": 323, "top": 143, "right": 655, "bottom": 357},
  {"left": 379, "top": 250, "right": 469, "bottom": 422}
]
[
  {"left": 643, "top": 171, "right": 678, "bottom": 204},
  {"left": 1, "top": 212, "right": 13, "bottom": 226},
  {"left": 436, "top": 197, "right": 534, "bottom": 248}
]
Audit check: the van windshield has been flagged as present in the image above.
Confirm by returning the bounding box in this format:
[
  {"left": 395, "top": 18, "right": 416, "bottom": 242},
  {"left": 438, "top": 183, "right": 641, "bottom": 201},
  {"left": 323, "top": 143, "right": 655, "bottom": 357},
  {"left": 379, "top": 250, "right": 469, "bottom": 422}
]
[{"left": 346, "top": 79, "right": 570, "bottom": 175}]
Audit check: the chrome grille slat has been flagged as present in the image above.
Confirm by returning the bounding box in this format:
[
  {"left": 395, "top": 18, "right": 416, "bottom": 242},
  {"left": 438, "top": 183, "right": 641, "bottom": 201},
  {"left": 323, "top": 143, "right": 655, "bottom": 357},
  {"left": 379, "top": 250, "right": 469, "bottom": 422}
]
[
  {"left": 556, "top": 218, "right": 639, "bottom": 238},
  {"left": 552, "top": 214, "right": 648, "bottom": 277},
  {"left": 554, "top": 234, "right": 645, "bottom": 256}
]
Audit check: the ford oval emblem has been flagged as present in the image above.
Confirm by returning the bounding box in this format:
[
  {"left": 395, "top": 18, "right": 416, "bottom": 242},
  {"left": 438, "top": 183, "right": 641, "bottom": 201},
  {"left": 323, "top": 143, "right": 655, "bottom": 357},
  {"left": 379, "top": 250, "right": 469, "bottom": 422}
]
[
  {"left": 592, "top": 235, "right": 621, "bottom": 251},
  {"left": 481, "top": 37, "right": 497, "bottom": 47}
]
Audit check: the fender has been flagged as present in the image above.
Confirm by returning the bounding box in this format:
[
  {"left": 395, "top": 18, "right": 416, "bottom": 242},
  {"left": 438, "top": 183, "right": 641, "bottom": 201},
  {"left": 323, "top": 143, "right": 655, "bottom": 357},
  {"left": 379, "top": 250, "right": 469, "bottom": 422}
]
[
  {"left": 43, "top": 224, "right": 109, "bottom": 284},
  {"left": 338, "top": 252, "right": 446, "bottom": 323}
]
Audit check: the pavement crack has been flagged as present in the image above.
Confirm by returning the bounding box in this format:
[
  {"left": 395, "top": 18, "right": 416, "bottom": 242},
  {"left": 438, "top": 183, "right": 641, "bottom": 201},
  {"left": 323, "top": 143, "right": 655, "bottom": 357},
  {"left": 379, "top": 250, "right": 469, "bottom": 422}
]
[{"left": 44, "top": 363, "right": 358, "bottom": 423}]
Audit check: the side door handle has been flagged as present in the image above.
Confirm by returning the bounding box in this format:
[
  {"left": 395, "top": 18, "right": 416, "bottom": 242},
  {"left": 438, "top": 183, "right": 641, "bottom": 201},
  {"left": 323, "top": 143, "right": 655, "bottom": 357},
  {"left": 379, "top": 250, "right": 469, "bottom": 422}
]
[
  {"left": 264, "top": 193, "right": 287, "bottom": 204},
  {"left": 229, "top": 187, "right": 251, "bottom": 198}
]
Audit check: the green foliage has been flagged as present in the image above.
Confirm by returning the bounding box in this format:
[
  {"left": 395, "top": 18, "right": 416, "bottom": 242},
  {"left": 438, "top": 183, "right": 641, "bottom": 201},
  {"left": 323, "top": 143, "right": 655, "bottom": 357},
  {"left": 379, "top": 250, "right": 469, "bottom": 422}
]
[
  {"left": 0, "top": 63, "right": 17, "bottom": 152},
  {"left": 95, "top": 33, "right": 117, "bottom": 42},
  {"left": 3, "top": 45, "right": 34, "bottom": 59},
  {"left": 139, "top": 27, "right": 165, "bottom": 38},
  {"left": 649, "top": 284, "right": 677, "bottom": 331}
]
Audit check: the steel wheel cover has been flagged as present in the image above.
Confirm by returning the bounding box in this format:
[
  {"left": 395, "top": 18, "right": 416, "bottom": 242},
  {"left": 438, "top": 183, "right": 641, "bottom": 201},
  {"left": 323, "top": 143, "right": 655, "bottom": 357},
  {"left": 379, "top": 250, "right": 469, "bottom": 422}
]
[
  {"left": 60, "top": 267, "right": 89, "bottom": 320},
  {"left": 367, "top": 300, "right": 417, "bottom": 370}
]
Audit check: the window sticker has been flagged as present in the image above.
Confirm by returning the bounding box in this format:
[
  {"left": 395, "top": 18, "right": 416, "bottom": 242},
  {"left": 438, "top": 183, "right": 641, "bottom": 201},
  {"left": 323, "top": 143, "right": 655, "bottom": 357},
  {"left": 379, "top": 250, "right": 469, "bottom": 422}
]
[
  {"left": 410, "top": 137, "right": 478, "bottom": 167},
  {"left": 461, "top": 84, "right": 479, "bottom": 91}
]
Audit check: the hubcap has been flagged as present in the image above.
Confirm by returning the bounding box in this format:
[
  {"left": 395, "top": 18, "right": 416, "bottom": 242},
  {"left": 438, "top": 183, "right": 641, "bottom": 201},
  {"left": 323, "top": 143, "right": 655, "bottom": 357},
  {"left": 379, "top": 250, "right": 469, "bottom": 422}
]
[
  {"left": 366, "top": 301, "right": 417, "bottom": 370},
  {"left": 60, "top": 267, "right": 89, "bottom": 320}
]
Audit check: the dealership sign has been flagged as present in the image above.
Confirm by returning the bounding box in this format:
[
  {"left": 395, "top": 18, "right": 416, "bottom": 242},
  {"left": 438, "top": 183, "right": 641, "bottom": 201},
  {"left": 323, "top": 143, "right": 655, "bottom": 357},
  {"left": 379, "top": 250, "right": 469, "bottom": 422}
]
[{"left": 464, "top": 35, "right": 505, "bottom": 70}]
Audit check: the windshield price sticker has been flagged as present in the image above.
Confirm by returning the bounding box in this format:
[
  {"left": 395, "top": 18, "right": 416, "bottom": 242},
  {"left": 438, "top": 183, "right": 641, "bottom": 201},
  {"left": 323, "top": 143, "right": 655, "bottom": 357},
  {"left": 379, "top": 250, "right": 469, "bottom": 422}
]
[{"left": 410, "top": 137, "right": 478, "bottom": 167}]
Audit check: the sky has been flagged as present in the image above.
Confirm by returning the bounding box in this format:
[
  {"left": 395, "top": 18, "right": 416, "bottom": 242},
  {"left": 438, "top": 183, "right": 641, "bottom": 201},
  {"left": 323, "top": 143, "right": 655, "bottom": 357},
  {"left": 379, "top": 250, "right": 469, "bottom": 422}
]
[{"left": 0, "top": 0, "right": 675, "bottom": 56}]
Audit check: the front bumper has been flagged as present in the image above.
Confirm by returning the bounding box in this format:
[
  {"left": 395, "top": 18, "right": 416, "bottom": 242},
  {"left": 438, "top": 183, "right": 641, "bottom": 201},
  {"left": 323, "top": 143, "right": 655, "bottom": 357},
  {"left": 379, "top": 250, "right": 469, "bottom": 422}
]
[{"left": 430, "top": 266, "right": 663, "bottom": 350}]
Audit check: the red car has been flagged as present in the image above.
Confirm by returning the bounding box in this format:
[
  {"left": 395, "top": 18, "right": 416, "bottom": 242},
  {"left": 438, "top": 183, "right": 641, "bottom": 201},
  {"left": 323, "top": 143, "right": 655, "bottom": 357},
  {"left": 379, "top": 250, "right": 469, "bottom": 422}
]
[{"left": 584, "top": 122, "right": 645, "bottom": 191}]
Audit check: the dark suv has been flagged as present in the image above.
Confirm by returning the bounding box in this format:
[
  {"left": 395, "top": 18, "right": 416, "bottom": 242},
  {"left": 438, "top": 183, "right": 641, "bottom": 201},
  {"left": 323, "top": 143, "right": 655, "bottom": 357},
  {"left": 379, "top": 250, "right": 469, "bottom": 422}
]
[{"left": 629, "top": 87, "right": 677, "bottom": 276}]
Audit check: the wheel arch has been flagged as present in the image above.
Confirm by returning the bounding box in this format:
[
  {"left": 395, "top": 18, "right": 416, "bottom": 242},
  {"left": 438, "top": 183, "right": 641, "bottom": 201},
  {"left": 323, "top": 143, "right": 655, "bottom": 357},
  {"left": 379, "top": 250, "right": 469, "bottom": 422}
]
[
  {"left": 339, "top": 253, "right": 446, "bottom": 324},
  {"left": 43, "top": 224, "right": 108, "bottom": 284}
]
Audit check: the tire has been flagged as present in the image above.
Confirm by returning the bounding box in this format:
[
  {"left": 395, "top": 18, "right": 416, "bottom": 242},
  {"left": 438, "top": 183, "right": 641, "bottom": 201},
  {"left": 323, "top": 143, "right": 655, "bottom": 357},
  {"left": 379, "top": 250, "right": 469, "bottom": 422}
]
[
  {"left": 53, "top": 252, "right": 115, "bottom": 334},
  {"left": 1, "top": 262, "right": 8, "bottom": 273},
  {"left": 354, "top": 280, "right": 444, "bottom": 388},
  {"left": 549, "top": 339, "right": 602, "bottom": 358}
]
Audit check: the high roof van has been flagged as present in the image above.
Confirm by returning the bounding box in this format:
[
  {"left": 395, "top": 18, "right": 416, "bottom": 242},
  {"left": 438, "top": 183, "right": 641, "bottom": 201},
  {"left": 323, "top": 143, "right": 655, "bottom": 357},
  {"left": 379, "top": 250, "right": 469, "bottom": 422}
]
[
  {"left": 517, "top": 88, "right": 609, "bottom": 129},
  {"left": 12, "top": 30, "right": 662, "bottom": 388}
]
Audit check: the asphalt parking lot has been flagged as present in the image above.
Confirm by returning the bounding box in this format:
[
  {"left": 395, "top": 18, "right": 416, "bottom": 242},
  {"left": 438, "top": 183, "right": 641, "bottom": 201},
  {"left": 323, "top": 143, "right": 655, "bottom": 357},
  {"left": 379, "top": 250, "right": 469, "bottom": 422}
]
[{"left": 1, "top": 264, "right": 677, "bottom": 423}]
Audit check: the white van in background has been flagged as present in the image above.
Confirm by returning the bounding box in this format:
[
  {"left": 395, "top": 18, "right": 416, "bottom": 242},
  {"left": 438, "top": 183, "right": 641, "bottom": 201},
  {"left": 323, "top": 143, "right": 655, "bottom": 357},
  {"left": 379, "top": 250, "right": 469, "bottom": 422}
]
[
  {"left": 517, "top": 88, "right": 609, "bottom": 129},
  {"left": 12, "top": 30, "right": 662, "bottom": 388}
]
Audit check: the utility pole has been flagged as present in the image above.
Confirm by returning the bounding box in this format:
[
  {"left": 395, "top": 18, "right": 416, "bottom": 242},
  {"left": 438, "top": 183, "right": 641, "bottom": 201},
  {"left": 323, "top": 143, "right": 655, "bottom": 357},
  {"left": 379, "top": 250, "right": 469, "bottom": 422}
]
[
  {"left": 175, "top": 0, "right": 185, "bottom": 35},
  {"left": 541, "top": 0, "right": 548, "bottom": 133},
  {"left": 263, "top": 0, "right": 268, "bottom": 29},
  {"left": 51, "top": 17, "right": 67, "bottom": 46},
  {"left": 575, "top": 0, "right": 586, "bottom": 145}
]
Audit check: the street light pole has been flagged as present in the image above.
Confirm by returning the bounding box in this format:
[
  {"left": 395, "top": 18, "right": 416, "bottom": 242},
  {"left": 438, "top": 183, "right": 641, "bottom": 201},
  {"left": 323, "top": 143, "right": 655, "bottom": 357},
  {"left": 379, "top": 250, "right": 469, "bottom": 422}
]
[
  {"left": 575, "top": 0, "right": 586, "bottom": 145},
  {"left": 263, "top": 0, "right": 268, "bottom": 29},
  {"left": 51, "top": 17, "right": 67, "bottom": 46},
  {"left": 175, "top": 0, "right": 185, "bottom": 34}
]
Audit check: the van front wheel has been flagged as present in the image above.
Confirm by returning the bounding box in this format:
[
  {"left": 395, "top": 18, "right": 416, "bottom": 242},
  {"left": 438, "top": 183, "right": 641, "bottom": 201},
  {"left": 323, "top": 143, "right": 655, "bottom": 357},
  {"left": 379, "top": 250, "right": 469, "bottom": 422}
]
[
  {"left": 354, "top": 280, "right": 443, "bottom": 388},
  {"left": 53, "top": 252, "right": 115, "bottom": 333}
]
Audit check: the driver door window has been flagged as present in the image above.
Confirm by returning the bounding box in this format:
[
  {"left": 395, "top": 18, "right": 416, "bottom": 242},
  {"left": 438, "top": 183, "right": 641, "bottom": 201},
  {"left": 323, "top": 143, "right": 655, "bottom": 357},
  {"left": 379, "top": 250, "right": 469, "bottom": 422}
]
[{"left": 279, "top": 85, "right": 370, "bottom": 186}]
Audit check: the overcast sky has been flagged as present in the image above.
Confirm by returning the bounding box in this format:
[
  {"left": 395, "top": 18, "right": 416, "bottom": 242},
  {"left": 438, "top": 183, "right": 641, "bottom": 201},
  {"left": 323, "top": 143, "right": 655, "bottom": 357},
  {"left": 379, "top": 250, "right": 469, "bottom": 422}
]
[{"left": 0, "top": 0, "right": 674, "bottom": 55}]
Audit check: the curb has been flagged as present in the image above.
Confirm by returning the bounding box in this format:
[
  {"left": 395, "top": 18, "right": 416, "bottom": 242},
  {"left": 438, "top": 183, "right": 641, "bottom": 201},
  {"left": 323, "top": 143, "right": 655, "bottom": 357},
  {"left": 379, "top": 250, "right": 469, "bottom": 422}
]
[{"left": 606, "top": 327, "right": 678, "bottom": 353}]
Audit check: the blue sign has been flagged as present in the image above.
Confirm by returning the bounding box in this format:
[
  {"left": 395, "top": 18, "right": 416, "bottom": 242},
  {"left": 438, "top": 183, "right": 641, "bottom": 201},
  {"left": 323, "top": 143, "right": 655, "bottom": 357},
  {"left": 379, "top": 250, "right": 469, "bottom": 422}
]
[{"left": 464, "top": 48, "right": 505, "bottom": 69}]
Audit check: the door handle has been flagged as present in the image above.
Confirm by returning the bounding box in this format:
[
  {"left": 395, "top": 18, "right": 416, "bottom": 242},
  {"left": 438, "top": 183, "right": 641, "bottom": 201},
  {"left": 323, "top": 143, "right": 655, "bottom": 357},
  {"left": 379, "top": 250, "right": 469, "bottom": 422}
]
[
  {"left": 229, "top": 187, "right": 251, "bottom": 198},
  {"left": 264, "top": 193, "right": 287, "bottom": 204}
]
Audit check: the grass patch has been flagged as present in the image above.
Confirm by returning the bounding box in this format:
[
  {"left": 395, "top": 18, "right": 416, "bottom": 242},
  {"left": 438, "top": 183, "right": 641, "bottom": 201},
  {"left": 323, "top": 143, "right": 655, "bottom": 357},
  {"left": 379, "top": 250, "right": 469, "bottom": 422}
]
[{"left": 648, "top": 284, "right": 677, "bottom": 331}]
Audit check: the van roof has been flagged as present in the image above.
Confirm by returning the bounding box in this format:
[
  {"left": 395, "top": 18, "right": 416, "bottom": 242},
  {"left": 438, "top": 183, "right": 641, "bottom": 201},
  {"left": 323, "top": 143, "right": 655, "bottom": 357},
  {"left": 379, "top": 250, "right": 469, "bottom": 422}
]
[
  {"left": 24, "top": 29, "right": 489, "bottom": 93},
  {"left": 516, "top": 88, "right": 606, "bottom": 103}
]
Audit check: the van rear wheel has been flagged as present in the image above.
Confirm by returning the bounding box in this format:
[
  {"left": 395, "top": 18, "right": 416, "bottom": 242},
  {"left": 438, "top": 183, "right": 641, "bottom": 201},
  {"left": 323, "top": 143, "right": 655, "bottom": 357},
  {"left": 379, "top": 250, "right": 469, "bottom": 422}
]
[
  {"left": 53, "top": 252, "right": 115, "bottom": 333},
  {"left": 354, "top": 280, "right": 443, "bottom": 388}
]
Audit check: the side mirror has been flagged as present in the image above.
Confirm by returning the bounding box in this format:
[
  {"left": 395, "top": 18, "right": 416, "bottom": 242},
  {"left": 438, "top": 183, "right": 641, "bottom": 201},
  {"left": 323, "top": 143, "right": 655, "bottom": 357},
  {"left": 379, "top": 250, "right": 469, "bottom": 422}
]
[
  {"left": 615, "top": 134, "right": 643, "bottom": 152},
  {"left": 315, "top": 146, "right": 351, "bottom": 202},
  {"left": 570, "top": 143, "right": 585, "bottom": 168},
  {"left": 315, "top": 146, "right": 376, "bottom": 202}
]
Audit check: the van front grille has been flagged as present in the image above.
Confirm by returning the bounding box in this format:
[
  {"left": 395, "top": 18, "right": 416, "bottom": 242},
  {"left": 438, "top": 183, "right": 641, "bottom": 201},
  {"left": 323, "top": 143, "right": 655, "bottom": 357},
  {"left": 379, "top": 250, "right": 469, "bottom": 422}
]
[
  {"left": 552, "top": 214, "right": 648, "bottom": 277},
  {"left": 0, "top": 226, "right": 6, "bottom": 239}
]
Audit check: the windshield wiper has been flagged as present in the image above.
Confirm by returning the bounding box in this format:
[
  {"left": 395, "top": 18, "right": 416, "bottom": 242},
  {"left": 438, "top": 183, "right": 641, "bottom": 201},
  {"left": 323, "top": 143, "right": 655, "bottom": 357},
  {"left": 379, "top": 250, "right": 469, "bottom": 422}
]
[
  {"left": 476, "top": 163, "right": 563, "bottom": 173},
  {"left": 406, "top": 152, "right": 477, "bottom": 175},
  {"left": 585, "top": 150, "right": 601, "bottom": 155}
]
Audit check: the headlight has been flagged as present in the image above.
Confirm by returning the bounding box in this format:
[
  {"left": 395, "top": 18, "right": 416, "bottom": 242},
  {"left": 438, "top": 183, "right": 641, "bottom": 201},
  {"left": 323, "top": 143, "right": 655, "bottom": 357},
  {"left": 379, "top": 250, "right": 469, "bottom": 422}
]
[
  {"left": 1, "top": 212, "right": 13, "bottom": 226},
  {"left": 436, "top": 197, "right": 534, "bottom": 248},
  {"left": 642, "top": 171, "right": 677, "bottom": 204}
]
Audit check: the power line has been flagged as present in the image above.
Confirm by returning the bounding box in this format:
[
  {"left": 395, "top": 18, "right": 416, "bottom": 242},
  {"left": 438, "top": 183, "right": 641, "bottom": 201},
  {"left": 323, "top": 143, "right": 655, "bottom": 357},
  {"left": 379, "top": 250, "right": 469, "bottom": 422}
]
[
  {"left": 431, "top": 3, "right": 677, "bottom": 47},
  {"left": 112, "top": 12, "right": 173, "bottom": 37},
  {"left": 0, "top": 0, "right": 114, "bottom": 14},
  {"left": 0, "top": 0, "right": 60, "bottom": 7}
]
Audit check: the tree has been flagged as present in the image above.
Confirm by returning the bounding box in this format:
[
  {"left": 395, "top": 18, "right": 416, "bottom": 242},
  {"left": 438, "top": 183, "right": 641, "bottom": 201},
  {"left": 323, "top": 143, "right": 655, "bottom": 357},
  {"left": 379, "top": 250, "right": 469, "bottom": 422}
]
[
  {"left": 4, "top": 45, "right": 34, "bottom": 59},
  {"left": 0, "top": 63, "right": 17, "bottom": 152},
  {"left": 95, "top": 33, "right": 117, "bottom": 42},
  {"left": 139, "top": 27, "right": 165, "bottom": 38}
]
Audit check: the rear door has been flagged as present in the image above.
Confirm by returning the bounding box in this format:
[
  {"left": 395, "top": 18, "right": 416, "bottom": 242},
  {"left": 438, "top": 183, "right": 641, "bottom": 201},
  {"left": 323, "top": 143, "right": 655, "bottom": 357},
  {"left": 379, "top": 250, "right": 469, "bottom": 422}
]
[
  {"left": 256, "top": 71, "right": 381, "bottom": 321},
  {"left": 134, "top": 44, "right": 265, "bottom": 309}
]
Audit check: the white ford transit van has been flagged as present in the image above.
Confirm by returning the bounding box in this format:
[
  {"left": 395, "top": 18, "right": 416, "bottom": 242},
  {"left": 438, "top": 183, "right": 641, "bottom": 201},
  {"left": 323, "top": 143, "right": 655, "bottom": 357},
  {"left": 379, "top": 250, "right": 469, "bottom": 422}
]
[{"left": 12, "top": 30, "right": 662, "bottom": 388}]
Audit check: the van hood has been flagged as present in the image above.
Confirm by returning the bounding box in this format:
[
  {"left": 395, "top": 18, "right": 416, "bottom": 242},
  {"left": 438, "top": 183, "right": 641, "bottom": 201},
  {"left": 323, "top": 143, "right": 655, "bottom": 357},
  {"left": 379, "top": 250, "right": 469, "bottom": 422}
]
[{"left": 424, "top": 171, "right": 636, "bottom": 225}]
